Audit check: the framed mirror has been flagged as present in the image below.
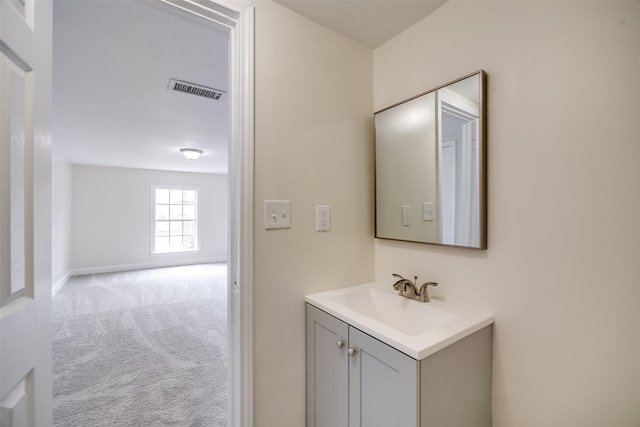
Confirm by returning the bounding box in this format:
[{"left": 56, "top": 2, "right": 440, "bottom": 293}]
[{"left": 374, "top": 70, "right": 487, "bottom": 249}]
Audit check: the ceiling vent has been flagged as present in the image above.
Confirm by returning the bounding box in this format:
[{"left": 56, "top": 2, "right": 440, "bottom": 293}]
[{"left": 168, "top": 78, "right": 226, "bottom": 100}]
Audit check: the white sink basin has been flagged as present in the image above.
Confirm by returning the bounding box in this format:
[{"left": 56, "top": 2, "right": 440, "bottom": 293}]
[
  {"left": 306, "top": 282, "right": 493, "bottom": 360},
  {"left": 329, "top": 286, "right": 457, "bottom": 336}
]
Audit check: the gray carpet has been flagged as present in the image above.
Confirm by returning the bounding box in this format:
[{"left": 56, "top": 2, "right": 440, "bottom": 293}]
[{"left": 52, "top": 263, "right": 228, "bottom": 427}]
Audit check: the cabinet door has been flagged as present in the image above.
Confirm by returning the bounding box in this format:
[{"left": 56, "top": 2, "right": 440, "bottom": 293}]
[
  {"left": 348, "top": 327, "right": 419, "bottom": 427},
  {"left": 307, "top": 304, "right": 349, "bottom": 427}
]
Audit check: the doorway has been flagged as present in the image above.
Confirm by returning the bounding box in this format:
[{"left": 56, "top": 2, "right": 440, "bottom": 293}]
[{"left": 51, "top": 0, "right": 254, "bottom": 425}]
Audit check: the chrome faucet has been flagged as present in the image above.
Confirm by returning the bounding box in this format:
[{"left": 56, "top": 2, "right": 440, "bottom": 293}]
[{"left": 392, "top": 274, "right": 438, "bottom": 302}]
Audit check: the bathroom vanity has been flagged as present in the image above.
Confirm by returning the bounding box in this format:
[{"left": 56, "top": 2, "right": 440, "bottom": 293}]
[{"left": 305, "top": 282, "right": 494, "bottom": 427}]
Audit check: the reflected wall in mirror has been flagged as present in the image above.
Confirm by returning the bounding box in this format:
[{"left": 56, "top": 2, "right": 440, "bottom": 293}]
[{"left": 375, "top": 71, "right": 487, "bottom": 249}]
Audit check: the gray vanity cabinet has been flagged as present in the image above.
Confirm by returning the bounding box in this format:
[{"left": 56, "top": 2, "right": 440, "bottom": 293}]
[
  {"left": 306, "top": 303, "right": 493, "bottom": 427},
  {"left": 306, "top": 304, "right": 419, "bottom": 427}
]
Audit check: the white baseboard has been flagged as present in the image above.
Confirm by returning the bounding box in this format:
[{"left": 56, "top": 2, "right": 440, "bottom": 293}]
[
  {"left": 52, "top": 271, "right": 72, "bottom": 297},
  {"left": 66, "top": 257, "right": 227, "bottom": 279}
]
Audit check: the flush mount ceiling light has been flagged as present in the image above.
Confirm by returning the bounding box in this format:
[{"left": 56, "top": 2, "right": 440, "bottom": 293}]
[{"left": 180, "top": 148, "right": 203, "bottom": 160}]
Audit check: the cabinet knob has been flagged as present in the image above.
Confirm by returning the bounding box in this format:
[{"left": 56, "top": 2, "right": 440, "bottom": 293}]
[
  {"left": 348, "top": 347, "right": 357, "bottom": 357},
  {"left": 336, "top": 340, "right": 344, "bottom": 349}
]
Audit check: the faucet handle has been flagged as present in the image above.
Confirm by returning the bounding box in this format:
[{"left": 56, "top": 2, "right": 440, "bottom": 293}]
[
  {"left": 392, "top": 273, "right": 406, "bottom": 290},
  {"left": 417, "top": 282, "right": 438, "bottom": 302}
]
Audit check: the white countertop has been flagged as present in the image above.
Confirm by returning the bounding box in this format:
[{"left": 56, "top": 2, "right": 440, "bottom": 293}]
[{"left": 305, "top": 281, "right": 494, "bottom": 360}]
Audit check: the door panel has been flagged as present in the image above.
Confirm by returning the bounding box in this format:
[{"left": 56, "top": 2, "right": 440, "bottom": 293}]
[
  {"left": 1, "top": 48, "right": 28, "bottom": 305},
  {"left": 306, "top": 305, "right": 349, "bottom": 427},
  {"left": 0, "top": 0, "right": 53, "bottom": 424},
  {"left": 348, "top": 328, "right": 419, "bottom": 427}
]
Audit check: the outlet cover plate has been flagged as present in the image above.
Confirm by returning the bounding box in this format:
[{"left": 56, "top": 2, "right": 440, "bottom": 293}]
[{"left": 316, "top": 205, "right": 331, "bottom": 231}]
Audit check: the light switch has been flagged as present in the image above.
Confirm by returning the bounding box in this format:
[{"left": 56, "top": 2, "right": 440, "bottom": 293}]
[
  {"left": 402, "top": 205, "right": 412, "bottom": 226},
  {"left": 264, "top": 200, "right": 291, "bottom": 229},
  {"left": 423, "top": 202, "right": 435, "bottom": 221}
]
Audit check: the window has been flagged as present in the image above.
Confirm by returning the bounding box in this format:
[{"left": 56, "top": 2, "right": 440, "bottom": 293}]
[{"left": 153, "top": 187, "right": 199, "bottom": 253}]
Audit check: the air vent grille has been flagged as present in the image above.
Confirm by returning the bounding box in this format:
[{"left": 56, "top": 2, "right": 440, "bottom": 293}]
[{"left": 168, "top": 79, "right": 226, "bottom": 100}]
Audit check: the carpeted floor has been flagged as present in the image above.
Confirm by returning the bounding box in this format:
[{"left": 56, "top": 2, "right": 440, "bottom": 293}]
[{"left": 52, "top": 263, "right": 228, "bottom": 427}]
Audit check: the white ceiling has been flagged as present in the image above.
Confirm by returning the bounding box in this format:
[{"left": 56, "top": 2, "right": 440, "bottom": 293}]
[
  {"left": 273, "top": 0, "right": 447, "bottom": 49},
  {"left": 53, "top": 0, "right": 229, "bottom": 174},
  {"left": 53, "top": 0, "right": 446, "bottom": 175}
]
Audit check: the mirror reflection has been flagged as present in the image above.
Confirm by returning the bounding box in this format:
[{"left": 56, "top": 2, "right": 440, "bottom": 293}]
[{"left": 374, "top": 71, "right": 486, "bottom": 249}]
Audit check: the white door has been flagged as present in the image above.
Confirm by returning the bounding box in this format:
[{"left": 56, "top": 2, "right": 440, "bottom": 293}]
[
  {"left": 440, "top": 137, "right": 456, "bottom": 244},
  {"left": 0, "top": 0, "right": 53, "bottom": 424}
]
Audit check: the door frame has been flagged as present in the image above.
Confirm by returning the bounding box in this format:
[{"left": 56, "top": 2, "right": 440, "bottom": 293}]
[
  {"left": 153, "top": 1, "right": 255, "bottom": 426},
  {"left": 227, "top": 4, "right": 254, "bottom": 427}
]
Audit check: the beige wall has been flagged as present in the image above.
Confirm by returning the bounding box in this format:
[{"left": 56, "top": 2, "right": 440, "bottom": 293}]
[
  {"left": 374, "top": 1, "right": 640, "bottom": 426},
  {"left": 253, "top": 2, "right": 374, "bottom": 425}
]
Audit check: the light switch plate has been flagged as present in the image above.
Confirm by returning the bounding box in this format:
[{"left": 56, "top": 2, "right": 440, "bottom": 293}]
[
  {"left": 423, "top": 202, "right": 435, "bottom": 221},
  {"left": 402, "top": 205, "right": 412, "bottom": 226},
  {"left": 264, "top": 200, "right": 291, "bottom": 229}
]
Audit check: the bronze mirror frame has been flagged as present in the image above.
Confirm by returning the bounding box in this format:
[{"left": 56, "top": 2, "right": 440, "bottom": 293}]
[{"left": 374, "top": 70, "right": 487, "bottom": 249}]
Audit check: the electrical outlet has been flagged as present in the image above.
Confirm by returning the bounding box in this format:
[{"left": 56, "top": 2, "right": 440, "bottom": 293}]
[{"left": 316, "top": 205, "right": 331, "bottom": 231}]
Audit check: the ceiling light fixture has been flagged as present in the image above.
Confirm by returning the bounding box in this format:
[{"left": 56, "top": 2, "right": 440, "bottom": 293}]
[{"left": 180, "top": 148, "right": 203, "bottom": 160}]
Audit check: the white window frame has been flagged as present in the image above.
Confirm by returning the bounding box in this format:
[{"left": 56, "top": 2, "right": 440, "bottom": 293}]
[{"left": 151, "top": 185, "right": 201, "bottom": 254}]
